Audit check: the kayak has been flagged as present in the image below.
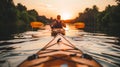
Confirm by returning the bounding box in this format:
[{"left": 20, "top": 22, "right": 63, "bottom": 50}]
[
  {"left": 51, "top": 28, "right": 65, "bottom": 36},
  {"left": 18, "top": 34, "right": 102, "bottom": 67}
]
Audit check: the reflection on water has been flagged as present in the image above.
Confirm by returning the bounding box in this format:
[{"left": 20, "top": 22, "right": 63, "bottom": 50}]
[
  {"left": 67, "top": 30, "right": 120, "bottom": 67},
  {"left": 0, "top": 28, "right": 120, "bottom": 67}
]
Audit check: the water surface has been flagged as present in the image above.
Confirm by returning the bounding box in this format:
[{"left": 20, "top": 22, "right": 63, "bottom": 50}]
[{"left": 0, "top": 29, "right": 120, "bottom": 67}]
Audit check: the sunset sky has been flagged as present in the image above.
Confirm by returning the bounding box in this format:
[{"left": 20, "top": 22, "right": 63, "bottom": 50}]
[{"left": 13, "top": 0, "right": 117, "bottom": 20}]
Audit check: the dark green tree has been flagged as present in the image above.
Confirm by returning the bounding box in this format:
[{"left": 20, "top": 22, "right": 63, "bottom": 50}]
[
  {"left": 16, "top": 3, "right": 27, "bottom": 12},
  {"left": 0, "top": 0, "right": 18, "bottom": 39},
  {"left": 0, "top": 0, "right": 41, "bottom": 39},
  {"left": 75, "top": 5, "right": 99, "bottom": 32},
  {"left": 96, "top": 3, "right": 120, "bottom": 36}
]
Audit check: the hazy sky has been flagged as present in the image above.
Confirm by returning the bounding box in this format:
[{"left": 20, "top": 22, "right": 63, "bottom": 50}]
[{"left": 13, "top": 0, "right": 117, "bottom": 20}]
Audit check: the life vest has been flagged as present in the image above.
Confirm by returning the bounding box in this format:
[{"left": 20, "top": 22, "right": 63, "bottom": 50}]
[{"left": 53, "top": 20, "right": 63, "bottom": 28}]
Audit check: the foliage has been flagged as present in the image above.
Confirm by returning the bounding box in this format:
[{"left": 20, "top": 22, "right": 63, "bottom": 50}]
[
  {"left": 0, "top": 0, "right": 18, "bottom": 39},
  {"left": 0, "top": 0, "right": 49, "bottom": 40},
  {"left": 0, "top": 0, "right": 120, "bottom": 39},
  {"left": 75, "top": 5, "right": 99, "bottom": 32},
  {"left": 37, "top": 16, "right": 51, "bottom": 24},
  {"left": 75, "top": 3, "right": 120, "bottom": 36}
]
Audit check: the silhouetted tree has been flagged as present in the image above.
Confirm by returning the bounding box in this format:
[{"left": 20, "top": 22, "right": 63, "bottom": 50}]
[
  {"left": 96, "top": 3, "right": 120, "bottom": 36},
  {"left": 0, "top": 0, "right": 18, "bottom": 39},
  {"left": 0, "top": 0, "right": 45, "bottom": 40},
  {"left": 16, "top": 3, "right": 27, "bottom": 11},
  {"left": 37, "top": 16, "right": 50, "bottom": 24},
  {"left": 75, "top": 3, "right": 120, "bottom": 36},
  {"left": 75, "top": 5, "right": 99, "bottom": 32}
]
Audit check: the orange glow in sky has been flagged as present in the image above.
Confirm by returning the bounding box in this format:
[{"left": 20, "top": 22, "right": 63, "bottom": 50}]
[
  {"left": 60, "top": 12, "right": 72, "bottom": 20},
  {"left": 13, "top": 0, "right": 117, "bottom": 20}
]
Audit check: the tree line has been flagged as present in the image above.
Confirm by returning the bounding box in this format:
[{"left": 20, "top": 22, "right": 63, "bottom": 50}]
[
  {"left": 0, "top": 0, "right": 120, "bottom": 40},
  {"left": 75, "top": 0, "right": 120, "bottom": 36},
  {"left": 0, "top": 0, "right": 50, "bottom": 40}
]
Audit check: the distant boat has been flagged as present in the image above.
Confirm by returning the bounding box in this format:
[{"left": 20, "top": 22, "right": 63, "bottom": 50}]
[{"left": 18, "top": 34, "right": 102, "bottom": 67}]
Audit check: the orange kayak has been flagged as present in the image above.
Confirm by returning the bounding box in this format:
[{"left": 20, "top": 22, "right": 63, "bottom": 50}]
[{"left": 18, "top": 34, "right": 102, "bottom": 67}]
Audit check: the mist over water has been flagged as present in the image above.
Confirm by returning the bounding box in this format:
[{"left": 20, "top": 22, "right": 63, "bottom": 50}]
[{"left": 0, "top": 25, "right": 120, "bottom": 67}]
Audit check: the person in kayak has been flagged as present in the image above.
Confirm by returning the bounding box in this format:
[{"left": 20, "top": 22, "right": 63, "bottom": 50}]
[
  {"left": 50, "top": 15, "right": 66, "bottom": 36},
  {"left": 50, "top": 15, "right": 66, "bottom": 29}
]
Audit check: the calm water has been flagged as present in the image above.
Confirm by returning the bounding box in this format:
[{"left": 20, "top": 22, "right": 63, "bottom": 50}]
[{"left": 0, "top": 26, "right": 120, "bottom": 67}]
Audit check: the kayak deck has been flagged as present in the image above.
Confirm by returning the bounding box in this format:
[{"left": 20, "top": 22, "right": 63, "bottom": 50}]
[
  {"left": 51, "top": 28, "right": 65, "bottom": 36},
  {"left": 18, "top": 34, "right": 102, "bottom": 67}
]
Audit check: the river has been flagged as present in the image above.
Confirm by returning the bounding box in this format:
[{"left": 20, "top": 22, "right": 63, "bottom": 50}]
[{"left": 0, "top": 25, "right": 120, "bottom": 67}]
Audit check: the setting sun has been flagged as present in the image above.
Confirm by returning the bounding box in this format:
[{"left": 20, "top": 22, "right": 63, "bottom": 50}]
[
  {"left": 60, "top": 12, "right": 72, "bottom": 20},
  {"left": 13, "top": 0, "right": 117, "bottom": 19}
]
